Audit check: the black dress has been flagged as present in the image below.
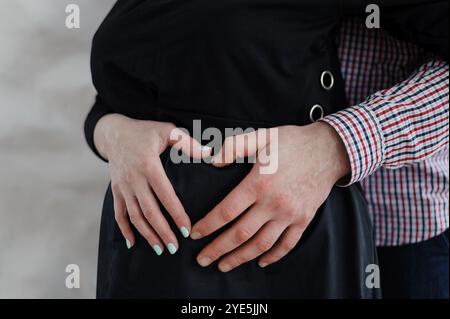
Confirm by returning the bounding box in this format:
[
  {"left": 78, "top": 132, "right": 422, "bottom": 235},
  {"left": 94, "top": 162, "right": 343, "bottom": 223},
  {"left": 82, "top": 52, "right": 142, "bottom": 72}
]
[{"left": 85, "top": 0, "right": 448, "bottom": 298}]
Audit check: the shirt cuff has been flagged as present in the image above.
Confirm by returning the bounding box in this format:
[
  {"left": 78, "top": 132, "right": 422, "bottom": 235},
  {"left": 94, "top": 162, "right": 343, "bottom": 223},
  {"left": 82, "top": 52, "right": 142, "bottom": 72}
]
[{"left": 321, "top": 104, "right": 385, "bottom": 186}]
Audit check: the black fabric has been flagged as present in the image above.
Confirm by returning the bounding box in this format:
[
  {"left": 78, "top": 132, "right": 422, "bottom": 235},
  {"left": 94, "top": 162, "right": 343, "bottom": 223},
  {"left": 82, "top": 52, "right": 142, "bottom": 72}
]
[
  {"left": 84, "top": 96, "right": 110, "bottom": 162},
  {"left": 342, "top": 0, "right": 449, "bottom": 61},
  {"left": 377, "top": 229, "right": 449, "bottom": 299},
  {"left": 86, "top": 0, "right": 447, "bottom": 298},
  {"left": 85, "top": 0, "right": 450, "bottom": 162},
  {"left": 98, "top": 151, "right": 378, "bottom": 298},
  {"left": 86, "top": 0, "right": 349, "bottom": 159}
]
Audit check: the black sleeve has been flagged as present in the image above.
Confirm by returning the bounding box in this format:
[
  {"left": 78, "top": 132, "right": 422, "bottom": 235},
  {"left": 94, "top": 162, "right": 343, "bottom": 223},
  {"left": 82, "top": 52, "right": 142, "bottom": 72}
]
[
  {"left": 84, "top": 1, "right": 126, "bottom": 162},
  {"left": 84, "top": 95, "right": 111, "bottom": 162},
  {"left": 84, "top": 0, "right": 160, "bottom": 162},
  {"left": 342, "top": 0, "right": 449, "bottom": 61}
]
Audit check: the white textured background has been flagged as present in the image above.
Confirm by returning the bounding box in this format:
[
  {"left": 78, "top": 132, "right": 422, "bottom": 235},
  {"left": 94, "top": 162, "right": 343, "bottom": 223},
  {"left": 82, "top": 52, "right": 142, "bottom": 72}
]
[{"left": 0, "top": 0, "right": 115, "bottom": 298}]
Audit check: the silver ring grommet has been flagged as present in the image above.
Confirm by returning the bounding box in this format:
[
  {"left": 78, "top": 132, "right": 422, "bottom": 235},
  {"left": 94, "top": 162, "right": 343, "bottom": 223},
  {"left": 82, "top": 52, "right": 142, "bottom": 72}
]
[
  {"left": 310, "top": 104, "right": 324, "bottom": 123},
  {"left": 320, "top": 70, "right": 334, "bottom": 91}
]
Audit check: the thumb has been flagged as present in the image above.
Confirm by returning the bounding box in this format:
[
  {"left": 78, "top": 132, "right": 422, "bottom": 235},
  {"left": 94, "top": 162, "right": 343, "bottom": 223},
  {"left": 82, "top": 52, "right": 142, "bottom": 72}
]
[
  {"left": 168, "top": 127, "right": 212, "bottom": 159},
  {"left": 212, "top": 129, "right": 270, "bottom": 168}
]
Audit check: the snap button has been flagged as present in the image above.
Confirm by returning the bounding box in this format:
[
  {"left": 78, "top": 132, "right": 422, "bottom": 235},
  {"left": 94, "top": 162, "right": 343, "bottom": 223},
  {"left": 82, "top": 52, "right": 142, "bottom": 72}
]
[
  {"left": 310, "top": 104, "right": 324, "bottom": 122},
  {"left": 320, "top": 70, "right": 334, "bottom": 91}
]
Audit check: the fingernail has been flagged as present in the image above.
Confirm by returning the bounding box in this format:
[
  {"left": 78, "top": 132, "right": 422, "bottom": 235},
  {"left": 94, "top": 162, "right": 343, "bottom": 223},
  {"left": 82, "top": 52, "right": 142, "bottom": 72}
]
[
  {"left": 180, "top": 226, "right": 190, "bottom": 238},
  {"left": 126, "top": 239, "right": 132, "bottom": 249},
  {"left": 153, "top": 245, "right": 163, "bottom": 256},
  {"left": 199, "top": 145, "right": 212, "bottom": 152},
  {"left": 211, "top": 157, "right": 221, "bottom": 166},
  {"left": 198, "top": 256, "right": 212, "bottom": 267},
  {"left": 219, "top": 263, "right": 232, "bottom": 273},
  {"left": 191, "top": 232, "right": 202, "bottom": 240},
  {"left": 167, "top": 243, "right": 177, "bottom": 255},
  {"left": 259, "top": 262, "right": 268, "bottom": 268}
]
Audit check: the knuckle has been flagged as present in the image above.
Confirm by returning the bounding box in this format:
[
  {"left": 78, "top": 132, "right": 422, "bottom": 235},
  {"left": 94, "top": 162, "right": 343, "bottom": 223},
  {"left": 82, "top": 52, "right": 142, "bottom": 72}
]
[
  {"left": 113, "top": 201, "right": 124, "bottom": 215},
  {"left": 281, "top": 209, "right": 297, "bottom": 222},
  {"left": 206, "top": 247, "right": 222, "bottom": 261},
  {"left": 111, "top": 183, "right": 121, "bottom": 196},
  {"left": 221, "top": 138, "right": 235, "bottom": 162},
  {"left": 253, "top": 176, "right": 272, "bottom": 194},
  {"left": 114, "top": 209, "right": 125, "bottom": 220},
  {"left": 141, "top": 206, "right": 154, "bottom": 222},
  {"left": 220, "top": 205, "right": 236, "bottom": 223},
  {"left": 271, "top": 193, "right": 291, "bottom": 210},
  {"left": 255, "top": 238, "right": 273, "bottom": 253},
  {"left": 142, "top": 231, "right": 154, "bottom": 243},
  {"left": 294, "top": 208, "right": 312, "bottom": 227},
  {"left": 165, "top": 122, "right": 177, "bottom": 132},
  {"left": 168, "top": 204, "right": 184, "bottom": 221},
  {"left": 142, "top": 158, "right": 156, "bottom": 176},
  {"left": 159, "top": 231, "right": 172, "bottom": 242},
  {"left": 297, "top": 214, "right": 310, "bottom": 228},
  {"left": 129, "top": 212, "right": 140, "bottom": 225},
  {"left": 281, "top": 240, "right": 297, "bottom": 252},
  {"left": 229, "top": 255, "right": 244, "bottom": 267},
  {"left": 223, "top": 136, "right": 235, "bottom": 150},
  {"left": 125, "top": 170, "right": 137, "bottom": 184},
  {"left": 234, "top": 227, "right": 252, "bottom": 244},
  {"left": 127, "top": 202, "right": 140, "bottom": 214},
  {"left": 114, "top": 211, "right": 125, "bottom": 223}
]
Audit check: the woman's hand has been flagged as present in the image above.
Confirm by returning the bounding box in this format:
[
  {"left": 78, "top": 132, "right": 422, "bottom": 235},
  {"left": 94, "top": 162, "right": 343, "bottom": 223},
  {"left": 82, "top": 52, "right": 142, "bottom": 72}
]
[
  {"left": 190, "top": 122, "right": 350, "bottom": 271},
  {"left": 94, "top": 114, "right": 211, "bottom": 255}
]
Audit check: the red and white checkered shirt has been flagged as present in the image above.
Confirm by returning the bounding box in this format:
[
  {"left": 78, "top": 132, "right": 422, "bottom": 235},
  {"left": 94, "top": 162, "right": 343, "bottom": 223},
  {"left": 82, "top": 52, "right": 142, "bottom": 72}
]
[{"left": 323, "top": 18, "right": 449, "bottom": 247}]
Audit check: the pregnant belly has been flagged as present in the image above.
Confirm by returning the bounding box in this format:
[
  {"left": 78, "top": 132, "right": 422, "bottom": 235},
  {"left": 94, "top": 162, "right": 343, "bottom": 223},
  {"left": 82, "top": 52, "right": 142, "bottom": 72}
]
[
  {"left": 98, "top": 147, "right": 376, "bottom": 298},
  {"left": 161, "top": 148, "right": 253, "bottom": 224}
]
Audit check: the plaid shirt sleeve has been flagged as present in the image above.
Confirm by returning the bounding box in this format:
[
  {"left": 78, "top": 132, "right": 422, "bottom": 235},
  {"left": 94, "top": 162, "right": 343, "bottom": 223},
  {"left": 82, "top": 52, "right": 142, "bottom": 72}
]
[{"left": 322, "top": 59, "right": 449, "bottom": 186}]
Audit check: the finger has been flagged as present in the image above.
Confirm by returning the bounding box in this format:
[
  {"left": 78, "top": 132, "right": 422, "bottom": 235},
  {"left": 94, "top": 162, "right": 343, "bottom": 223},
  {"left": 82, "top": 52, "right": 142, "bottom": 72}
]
[
  {"left": 122, "top": 191, "right": 165, "bottom": 256},
  {"left": 258, "top": 224, "right": 304, "bottom": 268},
  {"left": 133, "top": 181, "right": 180, "bottom": 255},
  {"left": 211, "top": 129, "right": 270, "bottom": 168},
  {"left": 191, "top": 175, "right": 257, "bottom": 240},
  {"left": 168, "top": 127, "right": 212, "bottom": 159},
  {"left": 218, "top": 221, "right": 286, "bottom": 272},
  {"left": 148, "top": 161, "right": 191, "bottom": 238},
  {"left": 112, "top": 188, "right": 135, "bottom": 249},
  {"left": 196, "top": 205, "right": 270, "bottom": 267}
]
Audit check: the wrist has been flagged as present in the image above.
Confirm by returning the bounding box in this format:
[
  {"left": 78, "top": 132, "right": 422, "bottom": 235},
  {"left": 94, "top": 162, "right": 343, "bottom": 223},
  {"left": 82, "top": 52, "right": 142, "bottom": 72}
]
[
  {"left": 313, "top": 122, "right": 351, "bottom": 183},
  {"left": 94, "top": 113, "right": 129, "bottom": 161}
]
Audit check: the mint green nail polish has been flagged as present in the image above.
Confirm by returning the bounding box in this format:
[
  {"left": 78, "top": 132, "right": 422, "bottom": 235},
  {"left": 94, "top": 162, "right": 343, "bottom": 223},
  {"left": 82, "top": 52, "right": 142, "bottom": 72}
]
[
  {"left": 153, "top": 245, "right": 163, "bottom": 256},
  {"left": 167, "top": 243, "right": 177, "bottom": 255},
  {"left": 199, "top": 145, "right": 212, "bottom": 152},
  {"left": 180, "top": 226, "right": 190, "bottom": 238}
]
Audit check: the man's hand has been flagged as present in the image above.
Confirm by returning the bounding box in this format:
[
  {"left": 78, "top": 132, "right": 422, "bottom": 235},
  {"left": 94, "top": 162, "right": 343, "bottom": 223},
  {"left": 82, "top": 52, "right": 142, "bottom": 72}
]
[{"left": 190, "top": 122, "right": 350, "bottom": 271}]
